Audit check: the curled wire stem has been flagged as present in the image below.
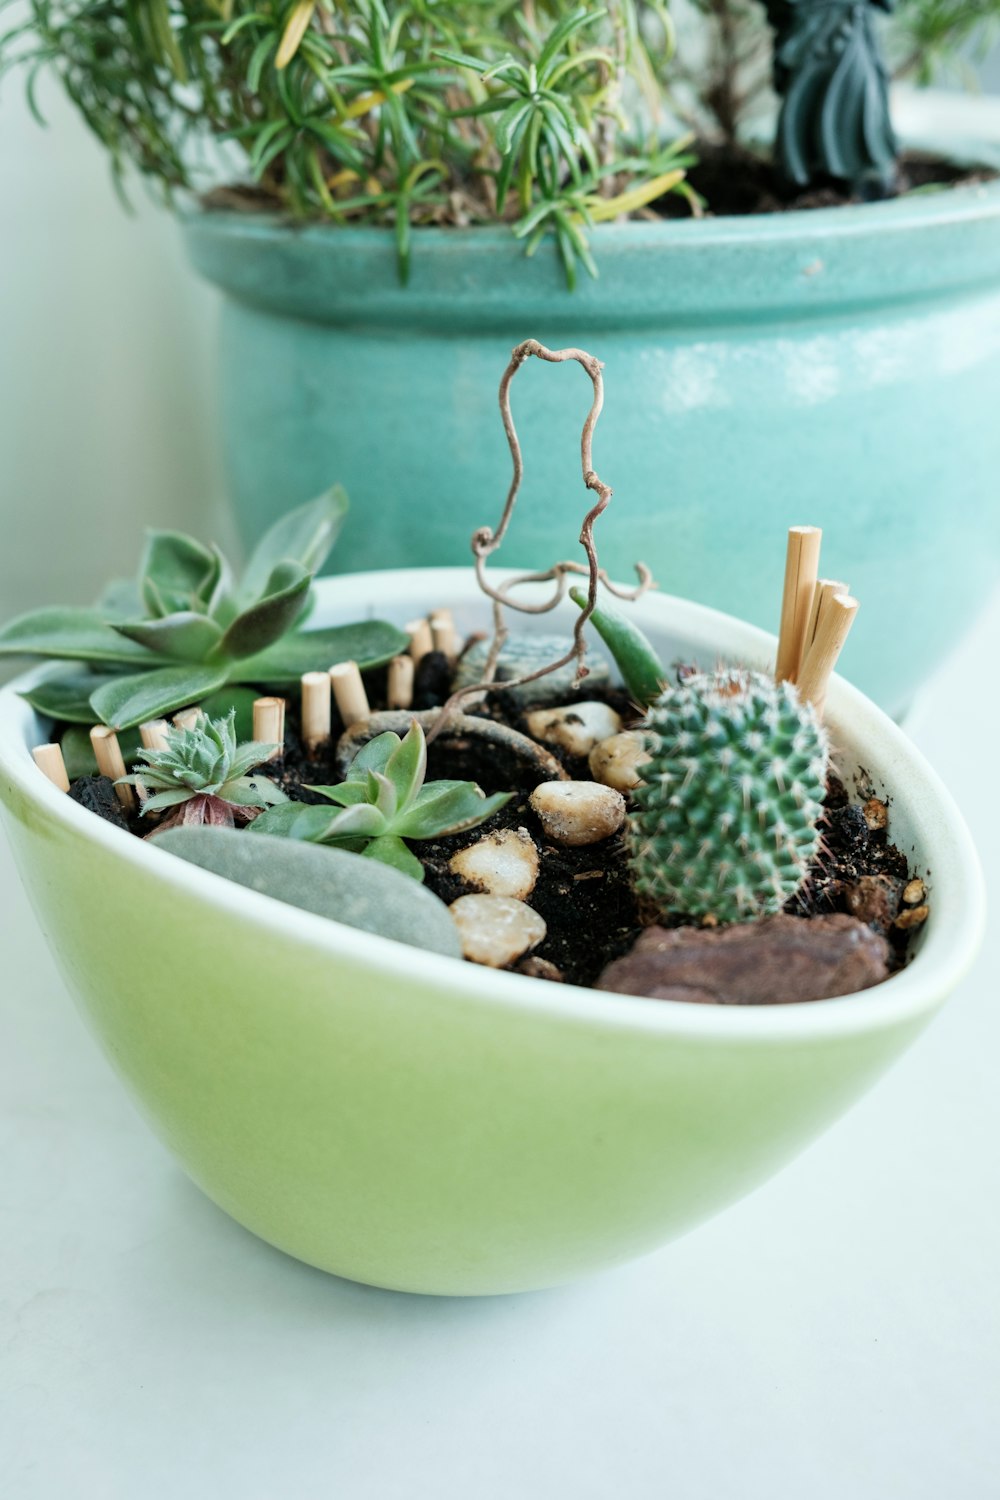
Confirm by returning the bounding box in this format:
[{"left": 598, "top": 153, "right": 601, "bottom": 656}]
[{"left": 427, "top": 338, "right": 653, "bottom": 743}]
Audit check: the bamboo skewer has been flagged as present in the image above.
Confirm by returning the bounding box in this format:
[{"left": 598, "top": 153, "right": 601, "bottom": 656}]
[
  {"left": 140, "top": 720, "right": 171, "bottom": 753},
  {"left": 329, "top": 661, "right": 371, "bottom": 727},
  {"left": 406, "top": 618, "right": 434, "bottom": 663},
  {"left": 90, "top": 726, "right": 136, "bottom": 812},
  {"left": 32, "top": 743, "right": 70, "bottom": 792},
  {"left": 300, "top": 672, "right": 331, "bottom": 751},
  {"left": 172, "top": 707, "right": 201, "bottom": 732},
  {"left": 387, "top": 654, "right": 415, "bottom": 710},
  {"left": 253, "top": 697, "right": 286, "bottom": 760},
  {"left": 429, "top": 609, "right": 458, "bottom": 660},
  {"left": 797, "top": 594, "right": 860, "bottom": 717},
  {"left": 775, "top": 526, "right": 822, "bottom": 684},
  {"left": 804, "top": 579, "right": 849, "bottom": 656}
]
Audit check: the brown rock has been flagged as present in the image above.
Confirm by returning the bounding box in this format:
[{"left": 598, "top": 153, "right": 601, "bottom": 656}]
[
  {"left": 894, "top": 904, "right": 930, "bottom": 931},
  {"left": 845, "top": 874, "right": 904, "bottom": 934},
  {"left": 516, "top": 955, "right": 565, "bottom": 983},
  {"left": 862, "top": 796, "right": 888, "bottom": 831},
  {"left": 596, "top": 913, "right": 890, "bottom": 1006}
]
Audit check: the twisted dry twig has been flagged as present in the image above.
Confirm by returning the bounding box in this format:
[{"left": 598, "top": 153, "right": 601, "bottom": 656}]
[{"left": 427, "top": 338, "right": 653, "bottom": 742}]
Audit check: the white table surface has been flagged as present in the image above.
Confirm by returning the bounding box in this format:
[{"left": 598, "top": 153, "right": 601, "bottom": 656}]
[{"left": 2, "top": 597, "right": 998, "bottom": 1500}]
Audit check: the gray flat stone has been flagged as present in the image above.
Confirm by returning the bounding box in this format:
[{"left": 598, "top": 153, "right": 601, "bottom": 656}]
[
  {"left": 154, "top": 826, "right": 461, "bottom": 958},
  {"left": 454, "top": 634, "right": 610, "bottom": 707}
]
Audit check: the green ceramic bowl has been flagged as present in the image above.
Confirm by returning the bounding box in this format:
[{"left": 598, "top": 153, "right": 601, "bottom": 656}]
[{"left": 0, "top": 571, "right": 985, "bottom": 1295}]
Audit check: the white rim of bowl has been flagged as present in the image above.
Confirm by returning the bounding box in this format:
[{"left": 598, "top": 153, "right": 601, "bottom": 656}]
[{"left": 0, "top": 568, "right": 986, "bottom": 1045}]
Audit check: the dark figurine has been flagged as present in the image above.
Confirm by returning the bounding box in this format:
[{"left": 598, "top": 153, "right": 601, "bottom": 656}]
[{"left": 764, "top": 0, "right": 899, "bottom": 194}]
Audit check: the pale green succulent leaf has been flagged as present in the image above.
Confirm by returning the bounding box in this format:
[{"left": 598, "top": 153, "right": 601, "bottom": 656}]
[
  {"left": 384, "top": 720, "right": 427, "bottom": 809},
  {"left": 206, "top": 546, "right": 239, "bottom": 627},
  {"left": 138, "top": 786, "right": 196, "bottom": 812},
  {"left": 345, "top": 731, "right": 401, "bottom": 781},
  {"left": 19, "top": 669, "right": 126, "bottom": 725},
  {"left": 393, "top": 785, "right": 511, "bottom": 839},
  {"left": 90, "top": 663, "right": 230, "bottom": 730},
  {"left": 361, "top": 835, "right": 425, "bottom": 882},
  {"left": 140, "top": 531, "right": 219, "bottom": 617},
  {"left": 233, "top": 620, "right": 409, "bottom": 685},
  {"left": 218, "top": 560, "right": 311, "bottom": 660},
  {"left": 240, "top": 488, "right": 349, "bottom": 604},
  {"left": 0, "top": 607, "right": 166, "bottom": 665},
  {"left": 217, "top": 775, "right": 287, "bottom": 808},
  {"left": 249, "top": 801, "right": 344, "bottom": 842},
  {"left": 320, "top": 802, "right": 388, "bottom": 841},
  {"left": 306, "top": 782, "right": 369, "bottom": 807},
  {"left": 113, "top": 611, "right": 226, "bottom": 663},
  {"left": 370, "top": 770, "right": 399, "bottom": 822},
  {"left": 97, "top": 577, "right": 144, "bottom": 621},
  {"left": 226, "top": 741, "right": 281, "bottom": 780}
]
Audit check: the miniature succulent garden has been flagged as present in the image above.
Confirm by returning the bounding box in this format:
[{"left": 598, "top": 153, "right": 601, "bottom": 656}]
[
  {"left": 2, "top": 0, "right": 996, "bottom": 280},
  {"left": 3, "top": 338, "right": 930, "bottom": 1007}
]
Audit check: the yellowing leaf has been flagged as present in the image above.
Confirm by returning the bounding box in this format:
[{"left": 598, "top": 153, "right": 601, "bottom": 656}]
[
  {"left": 275, "top": 0, "right": 316, "bottom": 70},
  {"left": 585, "top": 169, "right": 686, "bottom": 223},
  {"left": 343, "top": 78, "right": 415, "bottom": 119}
]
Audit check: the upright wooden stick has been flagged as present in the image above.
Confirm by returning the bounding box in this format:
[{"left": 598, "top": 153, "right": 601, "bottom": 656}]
[
  {"left": 797, "top": 594, "right": 859, "bottom": 717},
  {"left": 253, "top": 697, "right": 285, "bottom": 760},
  {"left": 775, "top": 525, "right": 822, "bottom": 684},
  {"left": 32, "top": 743, "right": 70, "bottom": 792},
  {"left": 429, "top": 609, "right": 457, "bottom": 660},
  {"left": 172, "top": 708, "right": 201, "bottom": 732},
  {"left": 140, "top": 720, "right": 171, "bottom": 753},
  {"left": 406, "top": 618, "right": 434, "bottom": 663},
  {"left": 329, "top": 662, "right": 370, "bottom": 727},
  {"left": 387, "top": 655, "right": 415, "bottom": 710},
  {"left": 300, "top": 672, "right": 331, "bottom": 751},
  {"left": 90, "top": 726, "right": 136, "bottom": 811},
  {"left": 804, "top": 578, "right": 849, "bottom": 655}
]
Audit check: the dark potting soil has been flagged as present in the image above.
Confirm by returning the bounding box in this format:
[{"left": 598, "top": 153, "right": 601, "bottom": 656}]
[
  {"left": 59, "top": 664, "right": 924, "bottom": 991},
  {"left": 655, "top": 143, "right": 996, "bottom": 219},
  {"left": 201, "top": 147, "right": 994, "bottom": 227},
  {"left": 68, "top": 773, "right": 133, "bottom": 832}
]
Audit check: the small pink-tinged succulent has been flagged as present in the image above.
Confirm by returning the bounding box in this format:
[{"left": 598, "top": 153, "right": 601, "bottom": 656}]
[{"left": 120, "top": 709, "right": 287, "bottom": 834}]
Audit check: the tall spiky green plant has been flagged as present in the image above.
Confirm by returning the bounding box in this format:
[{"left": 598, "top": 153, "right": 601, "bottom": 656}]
[{"left": 0, "top": 0, "right": 693, "bottom": 283}]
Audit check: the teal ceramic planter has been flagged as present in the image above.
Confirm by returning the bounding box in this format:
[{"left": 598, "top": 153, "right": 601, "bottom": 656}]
[
  {"left": 0, "top": 572, "right": 985, "bottom": 1295},
  {"left": 182, "top": 117, "right": 1000, "bottom": 719}
]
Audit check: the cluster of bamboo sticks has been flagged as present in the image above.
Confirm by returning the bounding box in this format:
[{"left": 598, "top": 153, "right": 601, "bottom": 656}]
[
  {"left": 32, "top": 606, "right": 468, "bottom": 796},
  {"left": 774, "top": 525, "right": 859, "bottom": 718}
]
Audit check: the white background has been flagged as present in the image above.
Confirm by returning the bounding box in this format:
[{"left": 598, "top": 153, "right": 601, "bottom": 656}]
[{"left": 1, "top": 51, "right": 999, "bottom": 1500}]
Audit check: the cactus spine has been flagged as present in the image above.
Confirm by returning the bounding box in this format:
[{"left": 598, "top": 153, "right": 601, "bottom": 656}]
[{"left": 627, "top": 669, "right": 829, "bottom": 924}]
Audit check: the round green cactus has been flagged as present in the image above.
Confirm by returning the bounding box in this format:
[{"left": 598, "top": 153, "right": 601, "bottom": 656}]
[{"left": 627, "top": 669, "right": 829, "bottom": 925}]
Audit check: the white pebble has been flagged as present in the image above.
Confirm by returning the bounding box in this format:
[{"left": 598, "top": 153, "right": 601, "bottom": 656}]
[
  {"left": 529, "top": 780, "right": 627, "bottom": 846},
  {"left": 588, "top": 731, "right": 650, "bottom": 793},
  {"left": 524, "top": 701, "right": 622, "bottom": 758},
  {"left": 449, "top": 827, "right": 540, "bottom": 901},
  {"left": 450, "top": 894, "right": 547, "bottom": 969}
]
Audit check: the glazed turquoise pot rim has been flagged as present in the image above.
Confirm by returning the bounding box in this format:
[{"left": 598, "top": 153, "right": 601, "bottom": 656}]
[
  {"left": 180, "top": 173, "right": 1000, "bottom": 325},
  {"left": 0, "top": 570, "right": 986, "bottom": 1043}
]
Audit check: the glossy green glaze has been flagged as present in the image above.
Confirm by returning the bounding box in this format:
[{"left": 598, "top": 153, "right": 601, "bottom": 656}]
[
  {"left": 183, "top": 131, "right": 1000, "bottom": 718},
  {"left": 0, "top": 573, "right": 985, "bottom": 1295}
]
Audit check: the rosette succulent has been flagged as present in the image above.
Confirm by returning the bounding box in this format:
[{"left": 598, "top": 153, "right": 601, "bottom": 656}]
[
  {"left": 122, "top": 710, "right": 287, "bottom": 832},
  {"left": 0, "top": 488, "right": 408, "bottom": 730},
  {"left": 252, "top": 721, "right": 511, "bottom": 880}
]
